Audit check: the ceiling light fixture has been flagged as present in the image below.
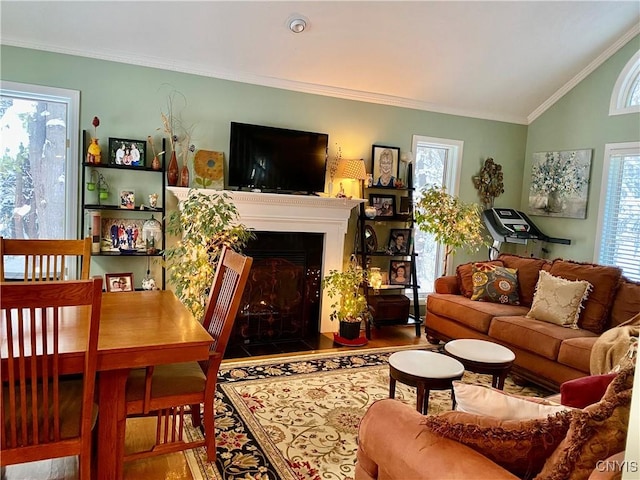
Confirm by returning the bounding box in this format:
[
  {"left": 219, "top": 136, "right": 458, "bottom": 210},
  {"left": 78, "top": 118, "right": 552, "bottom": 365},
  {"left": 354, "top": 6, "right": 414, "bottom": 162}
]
[{"left": 288, "top": 16, "right": 307, "bottom": 34}]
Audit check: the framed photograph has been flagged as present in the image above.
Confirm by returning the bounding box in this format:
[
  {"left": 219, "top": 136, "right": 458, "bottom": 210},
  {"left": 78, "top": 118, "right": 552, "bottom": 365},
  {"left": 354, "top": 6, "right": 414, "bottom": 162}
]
[
  {"left": 398, "top": 196, "right": 411, "bottom": 214},
  {"left": 369, "top": 194, "right": 395, "bottom": 217},
  {"left": 100, "top": 217, "right": 145, "bottom": 252},
  {"left": 105, "top": 272, "right": 134, "bottom": 292},
  {"left": 389, "top": 260, "right": 411, "bottom": 285},
  {"left": 119, "top": 189, "right": 135, "bottom": 209},
  {"left": 108, "top": 138, "right": 146, "bottom": 167},
  {"left": 371, "top": 145, "right": 400, "bottom": 188},
  {"left": 388, "top": 228, "right": 411, "bottom": 255}
]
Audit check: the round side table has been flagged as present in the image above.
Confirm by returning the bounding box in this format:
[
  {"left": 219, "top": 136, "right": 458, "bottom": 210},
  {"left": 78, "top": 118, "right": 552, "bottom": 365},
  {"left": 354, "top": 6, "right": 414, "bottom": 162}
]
[
  {"left": 388, "top": 350, "right": 464, "bottom": 414},
  {"left": 444, "top": 339, "right": 515, "bottom": 390}
]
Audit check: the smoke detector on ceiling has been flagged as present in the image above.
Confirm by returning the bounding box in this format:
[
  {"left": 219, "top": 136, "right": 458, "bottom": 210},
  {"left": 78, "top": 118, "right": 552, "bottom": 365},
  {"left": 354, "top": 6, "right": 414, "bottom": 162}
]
[{"left": 288, "top": 15, "right": 308, "bottom": 34}]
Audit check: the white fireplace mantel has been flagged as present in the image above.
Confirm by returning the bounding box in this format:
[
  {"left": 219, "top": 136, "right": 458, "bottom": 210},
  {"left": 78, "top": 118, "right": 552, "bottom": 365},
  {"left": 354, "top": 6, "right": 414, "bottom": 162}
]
[{"left": 167, "top": 187, "right": 363, "bottom": 332}]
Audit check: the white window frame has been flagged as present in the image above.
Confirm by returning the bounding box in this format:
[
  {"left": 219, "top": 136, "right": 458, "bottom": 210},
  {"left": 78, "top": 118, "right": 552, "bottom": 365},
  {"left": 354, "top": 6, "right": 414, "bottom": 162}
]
[
  {"left": 609, "top": 50, "right": 640, "bottom": 116},
  {"left": 594, "top": 141, "right": 640, "bottom": 279},
  {"left": 411, "top": 134, "right": 463, "bottom": 295},
  {"left": 0, "top": 81, "right": 80, "bottom": 241}
]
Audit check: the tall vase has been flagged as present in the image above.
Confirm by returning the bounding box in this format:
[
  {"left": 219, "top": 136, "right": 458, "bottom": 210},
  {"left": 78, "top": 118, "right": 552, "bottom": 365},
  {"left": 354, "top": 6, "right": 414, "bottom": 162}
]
[
  {"left": 167, "top": 151, "right": 179, "bottom": 186},
  {"left": 179, "top": 162, "right": 190, "bottom": 188}
]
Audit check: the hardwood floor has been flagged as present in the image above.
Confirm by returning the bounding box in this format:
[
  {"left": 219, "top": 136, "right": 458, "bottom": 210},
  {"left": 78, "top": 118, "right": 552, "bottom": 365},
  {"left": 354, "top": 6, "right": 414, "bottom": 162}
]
[{"left": 3, "top": 325, "right": 428, "bottom": 480}]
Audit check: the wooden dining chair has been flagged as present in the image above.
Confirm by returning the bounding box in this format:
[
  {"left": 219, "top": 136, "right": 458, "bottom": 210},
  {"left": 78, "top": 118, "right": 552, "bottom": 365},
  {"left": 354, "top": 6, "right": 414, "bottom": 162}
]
[
  {"left": 0, "top": 277, "right": 103, "bottom": 479},
  {"left": 123, "top": 246, "right": 253, "bottom": 463},
  {"left": 0, "top": 236, "right": 92, "bottom": 281}
]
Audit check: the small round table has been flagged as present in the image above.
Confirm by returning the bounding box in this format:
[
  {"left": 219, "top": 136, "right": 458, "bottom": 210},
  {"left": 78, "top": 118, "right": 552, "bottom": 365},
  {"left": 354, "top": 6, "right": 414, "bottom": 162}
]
[
  {"left": 389, "top": 350, "right": 464, "bottom": 414},
  {"left": 444, "top": 339, "right": 515, "bottom": 390}
]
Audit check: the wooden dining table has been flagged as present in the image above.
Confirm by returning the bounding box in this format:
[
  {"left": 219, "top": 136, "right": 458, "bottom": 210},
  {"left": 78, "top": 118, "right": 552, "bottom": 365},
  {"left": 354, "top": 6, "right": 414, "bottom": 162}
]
[{"left": 2, "top": 289, "right": 213, "bottom": 480}]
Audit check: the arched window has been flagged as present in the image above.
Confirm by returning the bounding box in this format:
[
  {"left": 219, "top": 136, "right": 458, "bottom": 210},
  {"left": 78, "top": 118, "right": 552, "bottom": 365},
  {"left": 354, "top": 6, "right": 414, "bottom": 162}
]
[{"left": 609, "top": 50, "right": 640, "bottom": 116}]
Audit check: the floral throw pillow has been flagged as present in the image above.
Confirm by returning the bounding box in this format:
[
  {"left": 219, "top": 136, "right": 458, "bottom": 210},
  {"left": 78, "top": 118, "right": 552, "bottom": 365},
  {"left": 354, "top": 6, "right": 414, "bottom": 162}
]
[{"left": 470, "top": 263, "right": 520, "bottom": 305}]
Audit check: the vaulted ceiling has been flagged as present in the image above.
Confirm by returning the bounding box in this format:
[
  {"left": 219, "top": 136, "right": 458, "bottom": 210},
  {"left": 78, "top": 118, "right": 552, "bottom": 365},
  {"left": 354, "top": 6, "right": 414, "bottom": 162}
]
[{"left": 1, "top": 1, "right": 639, "bottom": 124}]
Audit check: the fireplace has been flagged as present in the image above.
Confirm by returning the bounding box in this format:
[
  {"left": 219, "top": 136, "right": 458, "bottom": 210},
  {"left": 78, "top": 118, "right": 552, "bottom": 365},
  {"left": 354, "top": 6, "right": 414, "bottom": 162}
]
[{"left": 167, "top": 188, "right": 362, "bottom": 333}]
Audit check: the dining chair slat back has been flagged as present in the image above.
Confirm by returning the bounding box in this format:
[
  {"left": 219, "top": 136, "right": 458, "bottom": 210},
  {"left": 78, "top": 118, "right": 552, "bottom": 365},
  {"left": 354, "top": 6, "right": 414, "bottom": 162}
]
[
  {"left": 122, "top": 246, "right": 253, "bottom": 463},
  {"left": 1, "top": 278, "right": 103, "bottom": 479},
  {"left": 0, "top": 237, "right": 92, "bottom": 281}
]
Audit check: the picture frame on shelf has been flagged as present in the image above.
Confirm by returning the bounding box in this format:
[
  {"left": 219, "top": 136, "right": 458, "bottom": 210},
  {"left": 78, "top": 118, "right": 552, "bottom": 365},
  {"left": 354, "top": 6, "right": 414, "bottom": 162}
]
[
  {"left": 105, "top": 272, "right": 134, "bottom": 292},
  {"left": 388, "top": 228, "right": 411, "bottom": 255},
  {"left": 119, "top": 189, "right": 135, "bottom": 209},
  {"left": 370, "top": 194, "right": 395, "bottom": 217},
  {"left": 389, "top": 260, "right": 411, "bottom": 285},
  {"left": 108, "top": 138, "right": 146, "bottom": 167},
  {"left": 398, "top": 196, "right": 411, "bottom": 214},
  {"left": 371, "top": 145, "right": 400, "bottom": 188},
  {"left": 100, "top": 217, "right": 145, "bottom": 253}
]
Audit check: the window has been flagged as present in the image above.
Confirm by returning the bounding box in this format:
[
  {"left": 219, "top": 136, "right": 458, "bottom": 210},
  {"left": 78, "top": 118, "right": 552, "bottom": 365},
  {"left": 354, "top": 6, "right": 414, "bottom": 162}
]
[
  {"left": 0, "top": 81, "right": 80, "bottom": 277},
  {"left": 411, "top": 135, "right": 463, "bottom": 294},
  {"left": 595, "top": 142, "right": 640, "bottom": 281},
  {"left": 609, "top": 50, "right": 640, "bottom": 116}
]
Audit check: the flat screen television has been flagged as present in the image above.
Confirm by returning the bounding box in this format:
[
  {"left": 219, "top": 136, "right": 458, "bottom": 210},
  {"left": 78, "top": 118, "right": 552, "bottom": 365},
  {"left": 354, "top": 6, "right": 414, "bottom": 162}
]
[{"left": 228, "top": 122, "right": 328, "bottom": 194}]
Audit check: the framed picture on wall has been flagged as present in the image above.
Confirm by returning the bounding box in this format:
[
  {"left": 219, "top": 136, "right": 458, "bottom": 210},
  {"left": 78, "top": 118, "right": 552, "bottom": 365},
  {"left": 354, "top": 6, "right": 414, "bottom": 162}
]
[{"left": 371, "top": 145, "right": 400, "bottom": 188}]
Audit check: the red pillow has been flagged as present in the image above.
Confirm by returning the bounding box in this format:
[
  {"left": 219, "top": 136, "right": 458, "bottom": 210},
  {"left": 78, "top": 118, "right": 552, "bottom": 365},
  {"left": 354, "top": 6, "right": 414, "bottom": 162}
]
[{"left": 560, "top": 373, "right": 617, "bottom": 408}]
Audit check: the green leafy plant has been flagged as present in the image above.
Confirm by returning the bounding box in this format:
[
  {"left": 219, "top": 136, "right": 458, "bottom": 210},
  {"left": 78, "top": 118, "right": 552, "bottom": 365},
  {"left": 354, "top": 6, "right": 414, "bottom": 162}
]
[
  {"left": 414, "top": 185, "right": 488, "bottom": 275},
  {"left": 322, "top": 263, "right": 369, "bottom": 323},
  {"left": 164, "top": 190, "right": 254, "bottom": 319}
]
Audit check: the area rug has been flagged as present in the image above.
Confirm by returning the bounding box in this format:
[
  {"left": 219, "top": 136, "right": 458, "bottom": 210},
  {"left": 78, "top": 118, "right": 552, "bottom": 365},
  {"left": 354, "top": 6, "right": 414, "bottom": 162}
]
[{"left": 183, "top": 346, "right": 549, "bottom": 480}]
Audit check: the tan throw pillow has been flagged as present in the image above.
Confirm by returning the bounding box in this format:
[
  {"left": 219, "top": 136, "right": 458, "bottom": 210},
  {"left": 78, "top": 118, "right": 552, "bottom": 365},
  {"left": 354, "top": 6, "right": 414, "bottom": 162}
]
[
  {"left": 526, "top": 271, "right": 592, "bottom": 328},
  {"left": 470, "top": 263, "right": 520, "bottom": 305},
  {"left": 424, "top": 410, "right": 572, "bottom": 479},
  {"left": 453, "top": 382, "right": 571, "bottom": 420},
  {"left": 536, "top": 366, "right": 634, "bottom": 480}
]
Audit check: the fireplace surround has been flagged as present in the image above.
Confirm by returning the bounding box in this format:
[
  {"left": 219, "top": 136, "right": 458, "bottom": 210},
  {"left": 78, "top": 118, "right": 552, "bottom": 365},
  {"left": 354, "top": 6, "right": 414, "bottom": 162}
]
[{"left": 167, "top": 187, "right": 362, "bottom": 333}]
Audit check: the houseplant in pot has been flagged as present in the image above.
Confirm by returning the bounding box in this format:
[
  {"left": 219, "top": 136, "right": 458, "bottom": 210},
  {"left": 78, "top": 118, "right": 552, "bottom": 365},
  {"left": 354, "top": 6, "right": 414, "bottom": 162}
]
[
  {"left": 322, "top": 260, "right": 370, "bottom": 340},
  {"left": 414, "top": 185, "right": 488, "bottom": 276},
  {"left": 164, "top": 189, "right": 254, "bottom": 319}
]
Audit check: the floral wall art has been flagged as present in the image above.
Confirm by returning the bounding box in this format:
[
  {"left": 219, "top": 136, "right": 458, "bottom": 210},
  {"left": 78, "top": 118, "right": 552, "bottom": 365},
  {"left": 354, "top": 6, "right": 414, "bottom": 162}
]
[{"left": 528, "top": 149, "right": 592, "bottom": 219}]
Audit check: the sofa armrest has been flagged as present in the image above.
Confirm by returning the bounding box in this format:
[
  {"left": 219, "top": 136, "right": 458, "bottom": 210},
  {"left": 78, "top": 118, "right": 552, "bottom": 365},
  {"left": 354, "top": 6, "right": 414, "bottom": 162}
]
[
  {"left": 434, "top": 275, "right": 460, "bottom": 294},
  {"left": 356, "top": 399, "right": 519, "bottom": 480}
]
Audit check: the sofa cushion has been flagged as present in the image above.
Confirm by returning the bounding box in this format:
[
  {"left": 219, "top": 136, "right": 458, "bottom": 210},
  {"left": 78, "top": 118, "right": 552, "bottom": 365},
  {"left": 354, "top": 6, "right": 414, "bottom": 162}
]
[
  {"left": 557, "top": 336, "right": 597, "bottom": 373},
  {"left": 549, "top": 260, "right": 622, "bottom": 334},
  {"left": 609, "top": 278, "right": 640, "bottom": 327},
  {"left": 427, "top": 294, "right": 528, "bottom": 334},
  {"left": 526, "top": 271, "right": 592, "bottom": 328},
  {"left": 498, "top": 254, "right": 551, "bottom": 307},
  {"left": 471, "top": 264, "right": 520, "bottom": 305},
  {"left": 423, "top": 410, "right": 572, "bottom": 479},
  {"left": 489, "top": 316, "right": 597, "bottom": 361},
  {"left": 536, "top": 366, "right": 634, "bottom": 480},
  {"left": 456, "top": 260, "right": 504, "bottom": 298},
  {"left": 452, "top": 382, "right": 571, "bottom": 420}
]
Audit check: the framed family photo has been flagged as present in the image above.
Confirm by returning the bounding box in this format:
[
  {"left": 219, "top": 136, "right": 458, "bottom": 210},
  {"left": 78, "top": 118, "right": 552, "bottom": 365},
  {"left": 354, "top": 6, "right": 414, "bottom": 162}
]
[
  {"left": 371, "top": 145, "right": 400, "bottom": 188},
  {"left": 388, "top": 228, "right": 411, "bottom": 255},
  {"left": 105, "top": 272, "right": 134, "bottom": 292},
  {"left": 108, "top": 138, "right": 146, "bottom": 167},
  {"left": 119, "top": 189, "right": 135, "bottom": 209},
  {"left": 370, "top": 194, "right": 395, "bottom": 217},
  {"left": 389, "top": 260, "right": 411, "bottom": 285}
]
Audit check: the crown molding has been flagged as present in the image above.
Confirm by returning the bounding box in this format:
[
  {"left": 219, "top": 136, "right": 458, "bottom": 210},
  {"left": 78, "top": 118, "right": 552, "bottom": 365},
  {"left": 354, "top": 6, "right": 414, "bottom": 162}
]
[{"left": 527, "top": 24, "right": 640, "bottom": 124}]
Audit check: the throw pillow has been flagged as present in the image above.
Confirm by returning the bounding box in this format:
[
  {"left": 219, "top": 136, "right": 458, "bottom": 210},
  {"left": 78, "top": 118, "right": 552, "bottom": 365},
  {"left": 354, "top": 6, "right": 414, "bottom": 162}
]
[
  {"left": 549, "top": 260, "right": 622, "bottom": 334},
  {"left": 470, "top": 263, "right": 520, "bottom": 305},
  {"left": 536, "top": 365, "right": 634, "bottom": 480},
  {"left": 559, "top": 373, "right": 617, "bottom": 409},
  {"left": 526, "top": 271, "right": 592, "bottom": 328},
  {"left": 456, "top": 260, "right": 504, "bottom": 298},
  {"left": 498, "top": 253, "right": 552, "bottom": 307},
  {"left": 453, "top": 381, "right": 572, "bottom": 420},
  {"left": 424, "top": 410, "right": 572, "bottom": 479}
]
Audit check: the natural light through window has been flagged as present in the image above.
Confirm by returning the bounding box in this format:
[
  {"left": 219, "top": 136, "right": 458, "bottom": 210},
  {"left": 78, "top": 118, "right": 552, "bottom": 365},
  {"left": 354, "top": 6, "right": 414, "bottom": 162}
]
[{"left": 609, "top": 50, "right": 640, "bottom": 115}]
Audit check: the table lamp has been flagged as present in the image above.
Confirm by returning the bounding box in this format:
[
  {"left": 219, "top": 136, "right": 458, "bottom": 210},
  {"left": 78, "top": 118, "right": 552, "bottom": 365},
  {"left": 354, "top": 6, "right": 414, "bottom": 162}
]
[{"left": 336, "top": 158, "right": 368, "bottom": 198}]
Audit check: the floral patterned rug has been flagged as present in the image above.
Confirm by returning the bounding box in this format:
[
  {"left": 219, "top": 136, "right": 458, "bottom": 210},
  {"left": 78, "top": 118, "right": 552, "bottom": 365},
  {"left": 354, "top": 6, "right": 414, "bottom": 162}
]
[{"left": 183, "top": 345, "right": 547, "bottom": 480}]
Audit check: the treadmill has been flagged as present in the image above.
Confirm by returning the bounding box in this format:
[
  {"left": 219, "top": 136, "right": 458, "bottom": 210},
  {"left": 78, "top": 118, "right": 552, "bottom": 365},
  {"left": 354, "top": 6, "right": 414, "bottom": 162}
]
[{"left": 482, "top": 208, "right": 570, "bottom": 259}]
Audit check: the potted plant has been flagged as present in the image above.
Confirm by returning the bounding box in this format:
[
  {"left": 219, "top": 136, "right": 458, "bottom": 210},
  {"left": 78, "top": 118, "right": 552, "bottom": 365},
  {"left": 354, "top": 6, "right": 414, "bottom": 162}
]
[
  {"left": 163, "top": 189, "right": 254, "bottom": 319},
  {"left": 414, "top": 185, "right": 488, "bottom": 276},
  {"left": 322, "top": 261, "right": 370, "bottom": 339}
]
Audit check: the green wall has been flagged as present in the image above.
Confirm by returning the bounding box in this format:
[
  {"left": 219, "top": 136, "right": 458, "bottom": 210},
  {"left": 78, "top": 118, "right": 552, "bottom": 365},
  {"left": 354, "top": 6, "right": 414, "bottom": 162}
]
[{"left": 522, "top": 35, "right": 640, "bottom": 262}]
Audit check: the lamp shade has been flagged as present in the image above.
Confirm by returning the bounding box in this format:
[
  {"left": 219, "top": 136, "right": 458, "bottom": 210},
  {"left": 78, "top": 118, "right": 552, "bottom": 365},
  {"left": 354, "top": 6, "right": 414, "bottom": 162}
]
[{"left": 336, "top": 158, "right": 367, "bottom": 180}]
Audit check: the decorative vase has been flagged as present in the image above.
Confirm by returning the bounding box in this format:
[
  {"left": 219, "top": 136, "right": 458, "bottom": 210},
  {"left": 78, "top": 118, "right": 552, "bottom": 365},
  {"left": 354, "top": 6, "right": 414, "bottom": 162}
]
[
  {"left": 86, "top": 138, "right": 101, "bottom": 164},
  {"left": 546, "top": 191, "right": 564, "bottom": 213},
  {"left": 151, "top": 155, "right": 161, "bottom": 171},
  {"left": 339, "top": 319, "right": 362, "bottom": 340},
  {"left": 167, "top": 151, "right": 179, "bottom": 186},
  {"left": 364, "top": 206, "right": 377, "bottom": 219},
  {"left": 179, "top": 162, "right": 190, "bottom": 188}
]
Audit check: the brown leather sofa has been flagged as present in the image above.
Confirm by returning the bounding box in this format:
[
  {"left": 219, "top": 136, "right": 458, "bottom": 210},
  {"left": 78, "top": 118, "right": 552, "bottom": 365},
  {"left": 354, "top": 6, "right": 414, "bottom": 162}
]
[{"left": 425, "top": 254, "right": 640, "bottom": 391}]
